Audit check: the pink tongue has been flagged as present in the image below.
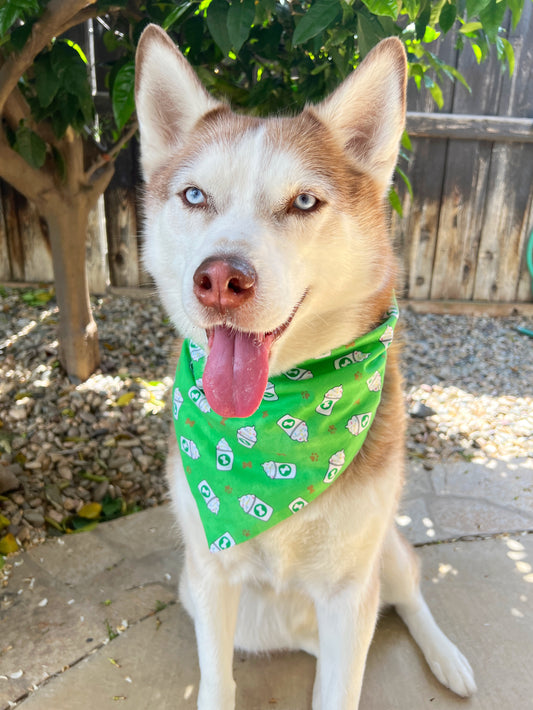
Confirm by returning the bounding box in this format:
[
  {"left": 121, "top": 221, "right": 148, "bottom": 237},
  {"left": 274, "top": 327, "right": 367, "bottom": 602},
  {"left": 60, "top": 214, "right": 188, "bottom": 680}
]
[{"left": 203, "top": 327, "right": 273, "bottom": 418}]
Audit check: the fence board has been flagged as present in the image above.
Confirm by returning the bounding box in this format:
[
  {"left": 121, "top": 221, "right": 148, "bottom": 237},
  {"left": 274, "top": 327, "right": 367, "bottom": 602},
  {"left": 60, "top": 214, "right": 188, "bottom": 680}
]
[
  {"left": 429, "top": 15, "right": 511, "bottom": 301},
  {"left": 473, "top": 1, "right": 533, "bottom": 302},
  {"left": 105, "top": 187, "right": 140, "bottom": 288},
  {"left": 393, "top": 32, "right": 458, "bottom": 301}
]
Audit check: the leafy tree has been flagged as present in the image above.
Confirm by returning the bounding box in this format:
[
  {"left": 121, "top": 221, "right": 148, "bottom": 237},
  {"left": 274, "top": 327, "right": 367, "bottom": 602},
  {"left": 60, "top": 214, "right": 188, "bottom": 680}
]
[{"left": 0, "top": 0, "right": 528, "bottom": 380}]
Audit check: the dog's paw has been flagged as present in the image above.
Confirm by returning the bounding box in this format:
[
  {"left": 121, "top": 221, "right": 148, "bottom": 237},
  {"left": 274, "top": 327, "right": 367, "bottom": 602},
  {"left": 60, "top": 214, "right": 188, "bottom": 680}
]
[{"left": 426, "top": 640, "right": 477, "bottom": 698}]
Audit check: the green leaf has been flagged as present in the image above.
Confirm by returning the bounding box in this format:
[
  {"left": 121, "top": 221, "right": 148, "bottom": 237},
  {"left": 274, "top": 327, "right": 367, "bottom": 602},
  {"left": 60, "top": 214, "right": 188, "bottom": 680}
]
[
  {"left": 415, "top": 2, "right": 431, "bottom": 41},
  {"left": 460, "top": 20, "right": 483, "bottom": 34},
  {"left": 112, "top": 61, "right": 136, "bottom": 131},
  {"left": 439, "top": 2, "right": 457, "bottom": 33},
  {"left": 479, "top": 0, "right": 506, "bottom": 41},
  {"left": 357, "top": 11, "right": 386, "bottom": 56},
  {"left": 395, "top": 165, "right": 413, "bottom": 198},
  {"left": 227, "top": 0, "right": 255, "bottom": 54},
  {"left": 465, "top": 0, "right": 491, "bottom": 18},
  {"left": 292, "top": 0, "right": 342, "bottom": 46},
  {"left": 0, "top": 0, "right": 38, "bottom": 36},
  {"left": 497, "top": 36, "right": 515, "bottom": 75},
  {"left": 162, "top": 1, "right": 193, "bottom": 30},
  {"left": 388, "top": 186, "right": 403, "bottom": 216},
  {"left": 207, "top": 0, "right": 232, "bottom": 56},
  {"left": 361, "top": 0, "right": 400, "bottom": 20},
  {"left": 34, "top": 54, "right": 60, "bottom": 108},
  {"left": 14, "top": 125, "right": 46, "bottom": 169},
  {"left": 507, "top": 0, "right": 524, "bottom": 28}
]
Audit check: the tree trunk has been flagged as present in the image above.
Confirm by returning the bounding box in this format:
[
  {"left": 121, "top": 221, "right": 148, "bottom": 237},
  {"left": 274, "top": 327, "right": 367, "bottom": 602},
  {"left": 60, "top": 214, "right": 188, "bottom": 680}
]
[{"left": 44, "top": 198, "right": 100, "bottom": 381}]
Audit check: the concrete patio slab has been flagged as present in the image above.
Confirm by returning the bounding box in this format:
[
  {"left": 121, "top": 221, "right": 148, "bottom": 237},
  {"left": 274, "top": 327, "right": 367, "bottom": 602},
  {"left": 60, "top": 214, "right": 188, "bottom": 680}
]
[
  {"left": 400, "top": 457, "right": 533, "bottom": 544},
  {"left": 5, "top": 529, "right": 533, "bottom": 710},
  {"left": 1, "top": 457, "right": 532, "bottom": 710}
]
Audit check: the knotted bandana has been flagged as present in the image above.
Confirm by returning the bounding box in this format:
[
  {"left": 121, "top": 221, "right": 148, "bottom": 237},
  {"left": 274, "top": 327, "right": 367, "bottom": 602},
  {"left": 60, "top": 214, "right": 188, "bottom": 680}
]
[{"left": 172, "top": 301, "right": 399, "bottom": 552}]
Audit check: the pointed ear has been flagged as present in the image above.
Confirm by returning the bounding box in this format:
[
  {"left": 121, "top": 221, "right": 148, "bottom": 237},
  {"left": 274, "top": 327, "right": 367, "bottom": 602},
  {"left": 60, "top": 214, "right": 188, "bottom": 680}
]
[
  {"left": 135, "top": 24, "right": 222, "bottom": 180},
  {"left": 311, "top": 38, "right": 407, "bottom": 194}
]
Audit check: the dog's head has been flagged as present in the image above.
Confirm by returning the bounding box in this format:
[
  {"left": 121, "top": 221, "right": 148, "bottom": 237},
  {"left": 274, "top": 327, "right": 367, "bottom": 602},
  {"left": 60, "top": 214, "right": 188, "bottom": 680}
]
[{"left": 135, "top": 26, "right": 406, "bottom": 418}]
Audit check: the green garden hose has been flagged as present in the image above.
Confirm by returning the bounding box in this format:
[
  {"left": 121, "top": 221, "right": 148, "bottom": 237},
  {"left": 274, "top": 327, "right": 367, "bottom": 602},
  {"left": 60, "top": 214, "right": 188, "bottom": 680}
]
[{"left": 516, "top": 228, "right": 533, "bottom": 338}]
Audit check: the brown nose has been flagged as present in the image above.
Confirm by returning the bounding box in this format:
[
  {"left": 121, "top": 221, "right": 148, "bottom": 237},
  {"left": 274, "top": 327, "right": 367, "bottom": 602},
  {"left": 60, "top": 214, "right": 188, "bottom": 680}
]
[{"left": 193, "top": 255, "right": 256, "bottom": 311}]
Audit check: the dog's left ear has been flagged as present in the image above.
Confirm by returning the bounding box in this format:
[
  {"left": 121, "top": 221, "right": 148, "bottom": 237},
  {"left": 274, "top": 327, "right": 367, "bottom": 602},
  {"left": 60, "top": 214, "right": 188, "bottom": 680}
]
[{"left": 311, "top": 38, "right": 407, "bottom": 195}]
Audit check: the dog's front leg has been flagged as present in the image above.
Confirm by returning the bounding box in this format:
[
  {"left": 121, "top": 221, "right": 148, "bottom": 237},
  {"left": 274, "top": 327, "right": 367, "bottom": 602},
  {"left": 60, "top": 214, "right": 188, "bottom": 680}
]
[
  {"left": 183, "top": 551, "right": 242, "bottom": 710},
  {"left": 312, "top": 571, "right": 380, "bottom": 710}
]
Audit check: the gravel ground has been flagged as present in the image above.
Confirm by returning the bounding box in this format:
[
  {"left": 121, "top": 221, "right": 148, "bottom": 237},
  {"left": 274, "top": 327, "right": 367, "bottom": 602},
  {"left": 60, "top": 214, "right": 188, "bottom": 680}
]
[{"left": 0, "top": 286, "right": 532, "bottom": 555}]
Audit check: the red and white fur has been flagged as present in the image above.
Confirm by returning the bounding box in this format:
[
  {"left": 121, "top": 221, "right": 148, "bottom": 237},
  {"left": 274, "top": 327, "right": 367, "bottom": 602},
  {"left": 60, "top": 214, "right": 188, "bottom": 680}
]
[{"left": 135, "top": 25, "right": 476, "bottom": 709}]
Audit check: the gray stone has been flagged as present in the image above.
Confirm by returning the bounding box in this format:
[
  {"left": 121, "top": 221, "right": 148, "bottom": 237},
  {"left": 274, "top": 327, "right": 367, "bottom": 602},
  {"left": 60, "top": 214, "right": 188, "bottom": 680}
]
[{"left": 0, "top": 465, "right": 20, "bottom": 494}]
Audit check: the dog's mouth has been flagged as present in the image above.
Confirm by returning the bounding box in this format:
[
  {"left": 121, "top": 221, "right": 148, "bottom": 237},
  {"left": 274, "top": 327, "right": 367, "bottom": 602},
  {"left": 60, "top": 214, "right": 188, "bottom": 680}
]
[{"left": 203, "top": 294, "right": 306, "bottom": 419}]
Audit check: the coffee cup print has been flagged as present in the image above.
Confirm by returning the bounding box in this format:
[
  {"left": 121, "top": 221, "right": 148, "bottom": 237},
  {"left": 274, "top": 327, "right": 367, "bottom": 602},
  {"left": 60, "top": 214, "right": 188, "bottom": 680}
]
[
  {"left": 189, "top": 341, "right": 206, "bottom": 361},
  {"left": 380, "top": 325, "right": 394, "bottom": 349},
  {"left": 262, "top": 461, "right": 297, "bottom": 479},
  {"left": 216, "top": 438, "right": 234, "bottom": 471},
  {"left": 198, "top": 479, "right": 220, "bottom": 515},
  {"left": 284, "top": 367, "right": 313, "bottom": 381},
  {"left": 188, "top": 385, "right": 211, "bottom": 412},
  {"left": 289, "top": 497, "right": 308, "bottom": 514},
  {"left": 346, "top": 412, "right": 372, "bottom": 436},
  {"left": 262, "top": 381, "right": 278, "bottom": 401},
  {"left": 173, "top": 388, "right": 184, "bottom": 420},
  {"left": 239, "top": 494, "right": 273, "bottom": 521},
  {"left": 366, "top": 371, "right": 382, "bottom": 392},
  {"left": 277, "top": 414, "right": 309, "bottom": 443},
  {"left": 236, "top": 426, "right": 257, "bottom": 448},
  {"left": 180, "top": 436, "right": 200, "bottom": 460},
  {"left": 324, "top": 449, "right": 345, "bottom": 483},
  {"left": 334, "top": 351, "right": 369, "bottom": 370},
  {"left": 316, "top": 385, "right": 343, "bottom": 416},
  {"left": 210, "top": 532, "right": 236, "bottom": 553}
]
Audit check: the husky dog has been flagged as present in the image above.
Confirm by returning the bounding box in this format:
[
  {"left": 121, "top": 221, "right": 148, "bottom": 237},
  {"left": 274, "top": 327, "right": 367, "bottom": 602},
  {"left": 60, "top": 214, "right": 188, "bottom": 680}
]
[{"left": 135, "top": 25, "right": 476, "bottom": 709}]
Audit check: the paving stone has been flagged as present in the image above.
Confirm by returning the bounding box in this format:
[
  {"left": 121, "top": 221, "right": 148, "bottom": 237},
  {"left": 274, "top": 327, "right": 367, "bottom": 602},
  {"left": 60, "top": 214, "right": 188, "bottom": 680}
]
[{"left": 8, "top": 531, "right": 533, "bottom": 710}]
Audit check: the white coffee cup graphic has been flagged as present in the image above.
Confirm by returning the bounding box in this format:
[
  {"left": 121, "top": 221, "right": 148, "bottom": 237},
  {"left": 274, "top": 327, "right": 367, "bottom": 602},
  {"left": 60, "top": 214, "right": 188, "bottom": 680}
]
[
  {"left": 236, "top": 426, "right": 257, "bottom": 448},
  {"left": 263, "top": 461, "right": 296, "bottom": 479},
  {"left": 346, "top": 413, "right": 372, "bottom": 436},
  {"left": 334, "top": 351, "right": 369, "bottom": 369},
  {"left": 366, "top": 371, "right": 382, "bottom": 392},
  {"left": 173, "top": 388, "right": 184, "bottom": 420},
  {"left": 263, "top": 381, "right": 278, "bottom": 401},
  {"left": 277, "top": 415, "right": 309, "bottom": 442},
  {"left": 209, "top": 532, "right": 236, "bottom": 552},
  {"left": 239, "top": 494, "right": 273, "bottom": 521},
  {"left": 316, "top": 385, "right": 343, "bottom": 416},
  {"left": 188, "top": 385, "right": 211, "bottom": 412},
  {"left": 189, "top": 341, "right": 206, "bottom": 361},
  {"left": 216, "top": 438, "right": 234, "bottom": 471},
  {"left": 324, "top": 450, "right": 346, "bottom": 483},
  {"left": 289, "top": 497, "right": 308, "bottom": 513},
  {"left": 380, "top": 325, "right": 394, "bottom": 349},
  {"left": 180, "top": 436, "right": 200, "bottom": 459},
  {"left": 198, "top": 479, "right": 220, "bottom": 515},
  {"left": 284, "top": 367, "right": 313, "bottom": 381}
]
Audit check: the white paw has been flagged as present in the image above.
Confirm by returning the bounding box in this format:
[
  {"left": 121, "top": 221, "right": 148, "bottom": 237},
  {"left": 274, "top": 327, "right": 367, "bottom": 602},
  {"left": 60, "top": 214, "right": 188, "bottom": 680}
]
[{"left": 427, "top": 641, "right": 477, "bottom": 698}]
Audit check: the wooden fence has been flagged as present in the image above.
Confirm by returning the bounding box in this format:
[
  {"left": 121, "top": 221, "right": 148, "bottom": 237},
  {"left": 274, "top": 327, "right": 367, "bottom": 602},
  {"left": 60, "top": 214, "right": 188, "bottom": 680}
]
[{"left": 1, "top": 7, "right": 532, "bottom": 304}]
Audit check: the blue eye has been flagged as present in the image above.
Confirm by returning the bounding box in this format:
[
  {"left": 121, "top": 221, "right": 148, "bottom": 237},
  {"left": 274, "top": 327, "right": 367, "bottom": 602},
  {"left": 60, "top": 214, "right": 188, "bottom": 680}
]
[
  {"left": 293, "top": 193, "right": 317, "bottom": 211},
  {"left": 184, "top": 187, "right": 206, "bottom": 205}
]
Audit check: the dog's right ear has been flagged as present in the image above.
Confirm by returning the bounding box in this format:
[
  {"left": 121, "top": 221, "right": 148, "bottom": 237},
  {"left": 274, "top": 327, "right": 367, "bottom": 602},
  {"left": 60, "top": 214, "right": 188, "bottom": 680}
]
[{"left": 135, "top": 25, "right": 221, "bottom": 180}]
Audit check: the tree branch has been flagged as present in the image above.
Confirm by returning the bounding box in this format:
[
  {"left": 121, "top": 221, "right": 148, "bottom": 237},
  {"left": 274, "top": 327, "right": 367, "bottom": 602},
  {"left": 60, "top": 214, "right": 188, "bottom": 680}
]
[
  {"left": 0, "top": 0, "right": 97, "bottom": 115},
  {"left": 87, "top": 162, "right": 115, "bottom": 211},
  {"left": 0, "top": 129, "right": 55, "bottom": 209},
  {"left": 85, "top": 120, "right": 138, "bottom": 182}
]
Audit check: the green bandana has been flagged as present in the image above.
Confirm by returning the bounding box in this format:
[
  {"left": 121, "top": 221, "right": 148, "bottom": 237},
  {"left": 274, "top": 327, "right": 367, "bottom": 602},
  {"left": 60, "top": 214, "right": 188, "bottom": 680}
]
[{"left": 172, "top": 301, "right": 399, "bottom": 552}]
